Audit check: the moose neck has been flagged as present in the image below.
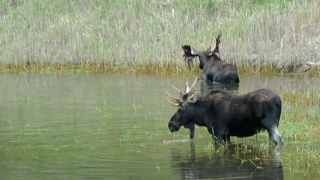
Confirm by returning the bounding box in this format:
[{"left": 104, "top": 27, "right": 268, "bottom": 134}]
[
  {"left": 198, "top": 52, "right": 211, "bottom": 69},
  {"left": 182, "top": 99, "right": 209, "bottom": 125},
  {"left": 209, "top": 54, "right": 222, "bottom": 62}
]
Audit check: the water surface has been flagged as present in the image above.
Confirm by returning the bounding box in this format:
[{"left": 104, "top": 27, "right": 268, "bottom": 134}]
[{"left": 0, "top": 73, "right": 319, "bottom": 179}]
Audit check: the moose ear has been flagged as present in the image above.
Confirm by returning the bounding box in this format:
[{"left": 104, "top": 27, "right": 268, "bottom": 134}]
[{"left": 189, "top": 92, "right": 200, "bottom": 104}]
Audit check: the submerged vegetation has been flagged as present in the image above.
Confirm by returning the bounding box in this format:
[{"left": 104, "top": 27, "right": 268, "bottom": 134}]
[{"left": 0, "top": 0, "right": 319, "bottom": 74}]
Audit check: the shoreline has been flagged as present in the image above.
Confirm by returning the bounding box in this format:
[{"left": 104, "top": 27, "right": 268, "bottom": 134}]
[{"left": 0, "top": 62, "right": 319, "bottom": 77}]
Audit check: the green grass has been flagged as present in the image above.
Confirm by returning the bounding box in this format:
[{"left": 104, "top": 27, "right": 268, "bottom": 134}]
[{"left": 0, "top": 0, "right": 319, "bottom": 74}]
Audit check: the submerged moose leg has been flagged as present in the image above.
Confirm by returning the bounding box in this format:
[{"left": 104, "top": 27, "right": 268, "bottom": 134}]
[
  {"left": 207, "top": 126, "right": 223, "bottom": 146},
  {"left": 184, "top": 123, "right": 195, "bottom": 139},
  {"left": 206, "top": 125, "right": 221, "bottom": 143},
  {"left": 207, "top": 125, "right": 223, "bottom": 145},
  {"left": 202, "top": 73, "right": 207, "bottom": 81},
  {"left": 212, "top": 126, "right": 229, "bottom": 144}
]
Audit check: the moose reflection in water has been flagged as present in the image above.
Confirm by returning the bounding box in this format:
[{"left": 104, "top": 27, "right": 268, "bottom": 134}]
[
  {"left": 181, "top": 35, "right": 240, "bottom": 84},
  {"left": 166, "top": 78, "right": 283, "bottom": 145},
  {"left": 200, "top": 79, "right": 239, "bottom": 95},
  {"left": 170, "top": 141, "right": 283, "bottom": 180}
]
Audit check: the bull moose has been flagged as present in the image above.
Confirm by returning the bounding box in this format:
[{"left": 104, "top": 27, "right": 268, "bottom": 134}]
[
  {"left": 165, "top": 78, "right": 283, "bottom": 145},
  {"left": 181, "top": 35, "right": 240, "bottom": 84}
]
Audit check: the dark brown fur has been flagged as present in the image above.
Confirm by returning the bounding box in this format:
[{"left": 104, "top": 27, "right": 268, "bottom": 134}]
[
  {"left": 168, "top": 89, "right": 284, "bottom": 145},
  {"left": 181, "top": 36, "right": 239, "bottom": 84}
]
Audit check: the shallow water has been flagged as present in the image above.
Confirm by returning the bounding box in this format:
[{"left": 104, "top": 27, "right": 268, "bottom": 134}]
[{"left": 0, "top": 73, "right": 319, "bottom": 179}]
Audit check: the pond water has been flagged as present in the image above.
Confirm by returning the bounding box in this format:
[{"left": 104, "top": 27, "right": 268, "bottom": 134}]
[{"left": 0, "top": 73, "right": 319, "bottom": 179}]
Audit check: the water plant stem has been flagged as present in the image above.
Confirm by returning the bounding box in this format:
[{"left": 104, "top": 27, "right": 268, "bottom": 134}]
[{"left": 151, "top": 156, "right": 160, "bottom": 169}]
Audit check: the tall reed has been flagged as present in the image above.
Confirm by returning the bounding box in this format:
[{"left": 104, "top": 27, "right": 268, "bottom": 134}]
[{"left": 0, "top": 0, "right": 319, "bottom": 73}]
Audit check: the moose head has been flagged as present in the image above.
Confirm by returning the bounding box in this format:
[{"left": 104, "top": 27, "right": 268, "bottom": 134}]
[
  {"left": 181, "top": 35, "right": 221, "bottom": 70},
  {"left": 165, "top": 78, "right": 199, "bottom": 136}
]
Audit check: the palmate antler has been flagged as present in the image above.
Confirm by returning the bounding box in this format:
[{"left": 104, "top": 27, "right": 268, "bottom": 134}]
[
  {"left": 165, "top": 78, "right": 197, "bottom": 107},
  {"left": 180, "top": 45, "right": 193, "bottom": 57},
  {"left": 181, "top": 45, "right": 198, "bottom": 70}
]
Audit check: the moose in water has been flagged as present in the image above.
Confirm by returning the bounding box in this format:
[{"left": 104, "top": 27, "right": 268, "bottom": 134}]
[
  {"left": 181, "top": 35, "right": 239, "bottom": 84},
  {"left": 165, "top": 78, "right": 283, "bottom": 145}
]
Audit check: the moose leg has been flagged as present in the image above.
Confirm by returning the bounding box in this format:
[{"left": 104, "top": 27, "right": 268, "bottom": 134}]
[
  {"left": 222, "top": 129, "right": 231, "bottom": 143},
  {"left": 184, "top": 123, "right": 195, "bottom": 139},
  {"left": 268, "top": 126, "right": 283, "bottom": 145},
  {"left": 206, "top": 126, "right": 222, "bottom": 146},
  {"left": 261, "top": 118, "right": 283, "bottom": 145},
  {"left": 187, "top": 60, "right": 192, "bottom": 70},
  {"left": 206, "top": 125, "right": 213, "bottom": 136},
  {"left": 202, "top": 72, "right": 207, "bottom": 81},
  {"left": 212, "top": 126, "right": 230, "bottom": 145},
  {"left": 223, "top": 135, "right": 231, "bottom": 143},
  {"left": 188, "top": 58, "right": 194, "bottom": 69},
  {"left": 207, "top": 125, "right": 227, "bottom": 145}
]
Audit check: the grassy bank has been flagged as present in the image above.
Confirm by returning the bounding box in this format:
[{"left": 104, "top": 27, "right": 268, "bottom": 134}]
[
  {"left": 2, "top": 62, "right": 320, "bottom": 78},
  {"left": 0, "top": 0, "right": 319, "bottom": 74}
]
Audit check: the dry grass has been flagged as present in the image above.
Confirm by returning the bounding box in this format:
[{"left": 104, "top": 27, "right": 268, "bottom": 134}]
[
  {"left": 0, "top": 0, "right": 319, "bottom": 73},
  {"left": 0, "top": 62, "right": 203, "bottom": 76}
]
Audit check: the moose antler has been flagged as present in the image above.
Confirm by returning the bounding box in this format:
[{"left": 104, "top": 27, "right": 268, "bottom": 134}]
[
  {"left": 165, "top": 78, "right": 197, "bottom": 107},
  {"left": 213, "top": 34, "right": 221, "bottom": 53},
  {"left": 207, "top": 35, "right": 221, "bottom": 55},
  {"left": 181, "top": 45, "right": 198, "bottom": 70},
  {"left": 180, "top": 45, "right": 192, "bottom": 56}
]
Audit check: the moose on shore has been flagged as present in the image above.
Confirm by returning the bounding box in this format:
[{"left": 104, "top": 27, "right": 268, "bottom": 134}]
[
  {"left": 181, "top": 35, "right": 239, "bottom": 84},
  {"left": 165, "top": 78, "right": 283, "bottom": 145}
]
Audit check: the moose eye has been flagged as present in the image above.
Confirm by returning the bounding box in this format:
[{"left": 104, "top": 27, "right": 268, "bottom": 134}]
[{"left": 173, "top": 108, "right": 183, "bottom": 117}]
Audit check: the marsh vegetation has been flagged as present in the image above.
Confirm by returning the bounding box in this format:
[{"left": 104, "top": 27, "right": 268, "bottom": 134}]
[{"left": 0, "top": 0, "right": 319, "bottom": 74}]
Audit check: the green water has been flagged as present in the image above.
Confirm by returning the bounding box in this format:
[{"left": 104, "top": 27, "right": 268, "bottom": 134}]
[{"left": 0, "top": 73, "right": 319, "bottom": 179}]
